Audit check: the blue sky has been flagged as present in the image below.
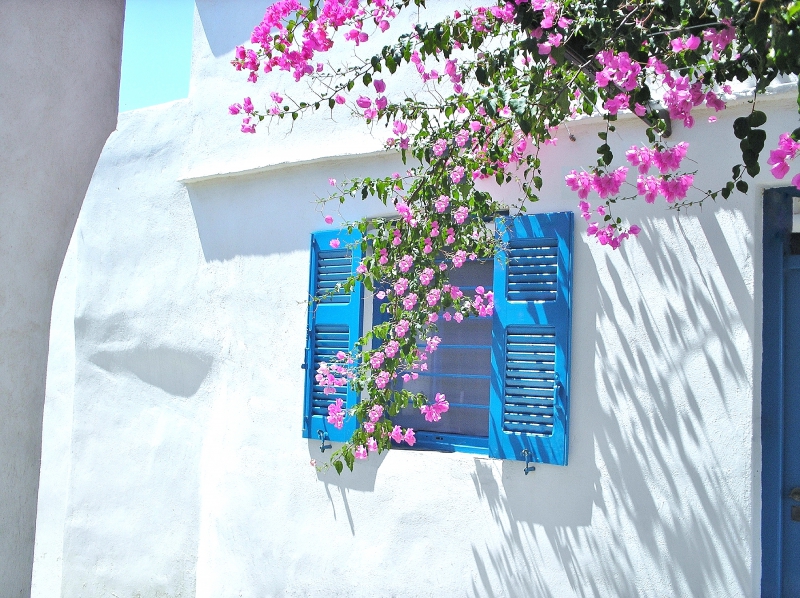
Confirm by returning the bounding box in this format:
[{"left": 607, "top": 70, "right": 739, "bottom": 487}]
[{"left": 119, "top": 0, "right": 195, "bottom": 112}]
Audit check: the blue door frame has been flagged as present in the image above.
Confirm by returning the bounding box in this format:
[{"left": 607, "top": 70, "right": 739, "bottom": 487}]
[{"left": 762, "top": 187, "right": 800, "bottom": 596}]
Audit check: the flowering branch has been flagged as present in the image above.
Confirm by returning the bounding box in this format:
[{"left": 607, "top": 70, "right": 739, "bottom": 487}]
[{"left": 230, "top": 0, "right": 800, "bottom": 472}]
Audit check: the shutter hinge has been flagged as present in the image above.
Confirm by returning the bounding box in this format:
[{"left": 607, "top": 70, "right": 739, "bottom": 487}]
[{"left": 521, "top": 449, "right": 536, "bottom": 475}]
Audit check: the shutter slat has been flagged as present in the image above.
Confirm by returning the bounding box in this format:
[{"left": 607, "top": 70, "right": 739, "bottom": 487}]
[
  {"left": 309, "top": 324, "right": 350, "bottom": 416},
  {"left": 501, "top": 327, "right": 557, "bottom": 436},
  {"left": 507, "top": 238, "right": 559, "bottom": 302},
  {"left": 315, "top": 249, "right": 353, "bottom": 304},
  {"left": 303, "top": 230, "right": 363, "bottom": 442},
  {"left": 489, "top": 213, "right": 573, "bottom": 466}
]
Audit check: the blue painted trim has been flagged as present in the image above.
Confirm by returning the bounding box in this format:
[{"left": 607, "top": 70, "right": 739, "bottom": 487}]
[
  {"left": 785, "top": 255, "right": 800, "bottom": 271},
  {"left": 761, "top": 187, "right": 798, "bottom": 597},
  {"left": 414, "top": 372, "right": 491, "bottom": 380},
  {"left": 488, "top": 212, "right": 573, "bottom": 465},
  {"left": 303, "top": 229, "right": 363, "bottom": 443},
  {"left": 392, "top": 431, "right": 489, "bottom": 454}
]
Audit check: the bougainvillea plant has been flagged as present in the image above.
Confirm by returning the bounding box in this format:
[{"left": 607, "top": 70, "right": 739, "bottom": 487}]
[{"left": 229, "top": 0, "right": 800, "bottom": 473}]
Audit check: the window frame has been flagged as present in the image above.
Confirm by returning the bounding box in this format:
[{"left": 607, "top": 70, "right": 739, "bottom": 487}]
[{"left": 303, "top": 212, "right": 573, "bottom": 465}]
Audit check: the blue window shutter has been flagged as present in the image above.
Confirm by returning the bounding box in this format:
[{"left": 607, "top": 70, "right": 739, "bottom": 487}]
[
  {"left": 489, "top": 212, "right": 573, "bottom": 465},
  {"left": 303, "top": 229, "right": 363, "bottom": 443}
]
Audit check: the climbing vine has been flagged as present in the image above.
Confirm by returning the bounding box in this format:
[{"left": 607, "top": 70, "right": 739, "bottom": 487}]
[{"left": 229, "top": 0, "right": 800, "bottom": 472}]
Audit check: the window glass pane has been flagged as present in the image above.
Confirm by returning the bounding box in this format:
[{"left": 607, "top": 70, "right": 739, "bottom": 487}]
[
  {"left": 393, "top": 403, "right": 489, "bottom": 437},
  {"left": 445, "top": 259, "right": 493, "bottom": 289},
  {"left": 431, "top": 316, "right": 491, "bottom": 349},
  {"left": 381, "top": 258, "right": 494, "bottom": 440}
]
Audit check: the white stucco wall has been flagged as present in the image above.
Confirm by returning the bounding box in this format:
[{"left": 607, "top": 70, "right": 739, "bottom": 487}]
[
  {"left": 0, "top": 2, "right": 124, "bottom": 596},
  {"left": 37, "top": 1, "right": 800, "bottom": 596}
]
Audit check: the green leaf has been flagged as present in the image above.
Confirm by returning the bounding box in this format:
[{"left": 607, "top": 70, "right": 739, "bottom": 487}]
[
  {"left": 362, "top": 72, "right": 372, "bottom": 86},
  {"left": 748, "top": 128, "right": 766, "bottom": 153},
  {"left": 748, "top": 110, "right": 767, "bottom": 127},
  {"left": 736, "top": 180, "right": 749, "bottom": 193},
  {"left": 386, "top": 54, "right": 397, "bottom": 73},
  {"left": 475, "top": 66, "right": 488, "bottom": 86},
  {"left": 333, "top": 460, "right": 343, "bottom": 475},
  {"left": 733, "top": 117, "right": 751, "bottom": 139}
]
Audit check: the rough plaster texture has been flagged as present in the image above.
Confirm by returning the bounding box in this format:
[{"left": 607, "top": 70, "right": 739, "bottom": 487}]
[
  {"left": 0, "top": 2, "right": 124, "bottom": 596},
  {"left": 34, "top": 1, "right": 800, "bottom": 595}
]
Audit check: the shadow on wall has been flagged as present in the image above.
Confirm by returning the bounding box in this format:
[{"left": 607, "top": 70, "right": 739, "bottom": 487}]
[
  {"left": 186, "top": 154, "right": 401, "bottom": 261},
  {"left": 313, "top": 450, "right": 388, "bottom": 535},
  {"left": 89, "top": 345, "right": 213, "bottom": 398},
  {"left": 467, "top": 213, "right": 754, "bottom": 597},
  {"left": 196, "top": 0, "right": 265, "bottom": 57}
]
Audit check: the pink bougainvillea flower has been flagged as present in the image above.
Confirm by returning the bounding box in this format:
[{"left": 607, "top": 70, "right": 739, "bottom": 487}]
[
  {"left": 432, "top": 138, "right": 448, "bottom": 156},
  {"left": 565, "top": 170, "right": 593, "bottom": 199},
  {"left": 369, "top": 351, "right": 385, "bottom": 370},
  {"left": 334, "top": 94, "right": 346, "bottom": 104},
  {"left": 403, "top": 428, "right": 416, "bottom": 446},
  {"left": 390, "top": 425, "right": 404, "bottom": 443},
  {"left": 402, "top": 293, "right": 418, "bottom": 311},
  {"left": 324, "top": 214, "right": 334, "bottom": 224},
  {"left": 375, "top": 371, "right": 390, "bottom": 389},
  {"left": 327, "top": 398, "right": 345, "bottom": 429},
  {"left": 367, "top": 437, "right": 378, "bottom": 452},
  {"left": 373, "top": 79, "right": 386, "bottom": 93},
  {"left": 385, "top": 340, "right": 400, "bottom": 358},
  {"left": 329, "top": 238, "right": 340, "bottom": 249},
  {"left": 394, "top": 319, "right": 410, "bottom": 338},
  {"left": 398, "top": 254, "right": 414, "bottom": 273},
  {"left": 354, "top": 445, "right": 368, "bottom": 459}
]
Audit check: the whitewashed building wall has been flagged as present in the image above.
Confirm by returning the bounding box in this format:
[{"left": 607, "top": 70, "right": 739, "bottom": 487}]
[{"left": 34, "top": 1, "right": 800, "bottom": 596}]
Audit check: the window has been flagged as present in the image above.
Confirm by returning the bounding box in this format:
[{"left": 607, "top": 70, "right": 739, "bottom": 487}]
[{"left": 303, "top": 213, "right": 573, "bottom": 465}]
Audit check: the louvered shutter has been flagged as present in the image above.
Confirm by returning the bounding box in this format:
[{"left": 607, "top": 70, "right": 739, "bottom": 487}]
[
  {"left": 489, "top": 212, "right": 573, "bottom": 465},
  {"left": 303, "top": 229, "right": 363, "bottom": 443}
]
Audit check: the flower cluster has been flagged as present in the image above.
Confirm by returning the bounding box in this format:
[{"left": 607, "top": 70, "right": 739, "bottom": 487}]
[
  {"left": 768, "top": 133, "right": 800, "bottom": 189},
  {"left": 578, "top": 200, "right": 640, "bottom": 249},
  {"left": 229, "top": 0, "right": 800, "bottom": 472},
  {"left": 420, "top": 393, "right": 450, "bottom": 422},
  {"left": 565, "top": 167, "right": 628, "bottom": 200}
]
